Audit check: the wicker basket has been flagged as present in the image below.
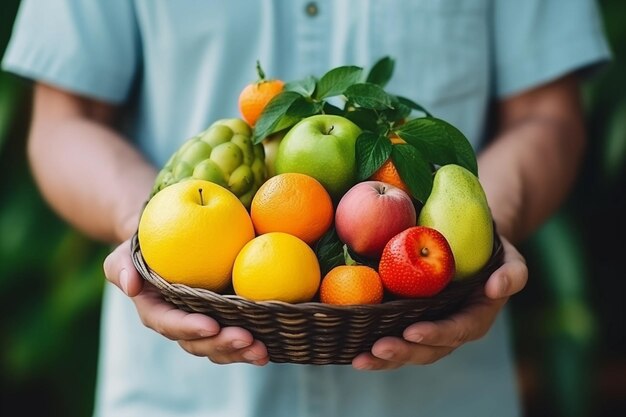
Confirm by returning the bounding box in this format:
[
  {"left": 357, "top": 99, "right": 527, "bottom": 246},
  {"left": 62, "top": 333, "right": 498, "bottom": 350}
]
[{"left": 131, "top": 233, "right": 504, "bottom": 365}]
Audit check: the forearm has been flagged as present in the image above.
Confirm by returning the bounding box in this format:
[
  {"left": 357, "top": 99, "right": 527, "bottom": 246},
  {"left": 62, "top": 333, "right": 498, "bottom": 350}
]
[
  {"left": 29, "top": 113, "right": 156, "bottom": 244},
  {"left": 478, "top": 117, "right": 585, "bottom": 243}
]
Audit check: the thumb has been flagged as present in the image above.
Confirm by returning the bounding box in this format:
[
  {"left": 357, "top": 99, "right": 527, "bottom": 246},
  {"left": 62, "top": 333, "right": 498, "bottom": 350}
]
[{"left": 103, "top": 239, "right": 144, "bottom": 297}]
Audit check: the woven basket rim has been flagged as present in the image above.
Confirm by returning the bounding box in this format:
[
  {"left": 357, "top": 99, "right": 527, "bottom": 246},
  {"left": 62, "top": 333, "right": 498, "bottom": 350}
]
[{"left": 131, "top": 232, "right": 504, "bottom": 314}]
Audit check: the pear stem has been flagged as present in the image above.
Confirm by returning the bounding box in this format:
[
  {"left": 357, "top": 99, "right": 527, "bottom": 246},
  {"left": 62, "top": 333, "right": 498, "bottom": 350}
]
[{"left": 198, "top": 188, "right": 205, "bottom": 206}]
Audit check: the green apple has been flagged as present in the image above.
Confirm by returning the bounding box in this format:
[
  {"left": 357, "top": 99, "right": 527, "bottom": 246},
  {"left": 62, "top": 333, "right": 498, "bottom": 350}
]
[{"left": 275, "top": 115, "right": 361, "bottom": 199}]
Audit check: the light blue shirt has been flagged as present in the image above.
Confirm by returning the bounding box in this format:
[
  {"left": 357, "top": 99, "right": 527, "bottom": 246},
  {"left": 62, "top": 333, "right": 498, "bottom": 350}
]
[{"left": 3, "top": 1, "right": 610, "bottom": 416}]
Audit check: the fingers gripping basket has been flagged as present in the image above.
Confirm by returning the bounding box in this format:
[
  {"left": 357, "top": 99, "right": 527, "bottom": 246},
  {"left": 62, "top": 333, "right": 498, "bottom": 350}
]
[{"left": 131, "top": 233, "right": 504, "bottom": 365}]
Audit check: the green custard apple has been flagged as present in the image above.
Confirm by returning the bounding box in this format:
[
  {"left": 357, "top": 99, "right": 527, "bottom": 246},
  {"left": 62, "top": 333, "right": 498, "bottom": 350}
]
[{"left": 152, "top": 118, "right": 266, "bottom": 208}]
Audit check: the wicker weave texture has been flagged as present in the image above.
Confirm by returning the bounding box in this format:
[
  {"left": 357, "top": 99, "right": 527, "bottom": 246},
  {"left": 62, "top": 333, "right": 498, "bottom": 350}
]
[{"left": 131, "top": 234, "right": 503, "bottom": 365}]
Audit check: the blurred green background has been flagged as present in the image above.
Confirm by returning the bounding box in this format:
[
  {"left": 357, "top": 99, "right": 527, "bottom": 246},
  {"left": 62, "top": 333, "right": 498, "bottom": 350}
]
[{"left": 0, "top": 1, "right": 624, "bottom": 416}]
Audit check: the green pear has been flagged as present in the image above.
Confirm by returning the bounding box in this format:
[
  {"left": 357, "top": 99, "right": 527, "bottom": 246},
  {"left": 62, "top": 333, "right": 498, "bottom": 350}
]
[{"left": 417, "top": 164, "right": 494, "bottom": 279}]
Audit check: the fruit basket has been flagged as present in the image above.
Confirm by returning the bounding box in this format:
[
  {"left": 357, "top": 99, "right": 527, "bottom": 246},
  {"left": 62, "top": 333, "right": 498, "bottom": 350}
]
[{"left": 131, "top": 233, "right": 504, "bottom": 365}]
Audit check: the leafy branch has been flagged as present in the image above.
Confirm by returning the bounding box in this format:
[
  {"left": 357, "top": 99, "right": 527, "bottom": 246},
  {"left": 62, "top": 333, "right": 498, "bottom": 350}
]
[{"left": 252, "top": 56, "right": 478, "bottom": 203}]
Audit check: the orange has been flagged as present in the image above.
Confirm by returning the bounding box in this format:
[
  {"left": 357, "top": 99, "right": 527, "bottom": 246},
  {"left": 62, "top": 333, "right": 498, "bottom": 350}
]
[
  {"left": 369, "top": 135, "right": 410, "bottom": 194},
  {"left": 233, "top": 232, "right": 321, "bottom": 303},
  {"left": 238, "top": 62, "right": 284, "bottom": 127},
  {"left": 138, "top": 179, "right": 255, "bottom": 291},
  {"left": 320, "top": 265, "right": 384, "bottom": 305},
  {"left": 250, "top": 173, "right": 334, "bottom": 245}
]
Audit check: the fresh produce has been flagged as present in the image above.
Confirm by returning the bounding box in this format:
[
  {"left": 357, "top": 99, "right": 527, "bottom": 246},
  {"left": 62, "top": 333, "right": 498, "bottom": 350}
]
[
  {"left": 138, "top": 179, "right": 255, "bottom": 291},
  {"left": 418, "top": 164, "right": 494, "bottom": 279},
  {"left": 250, "top": 173, "right": 333, "bottom": 245},
  {"left": 275, "top": 114, "right": 361, "bottom": 199},
  {"left": 232, "top": 232, "right": 321, "bottom": 303},
  {"left": 238, "top": 61, "right": 284, "bottom": 127},
  {"left": 320, "top": 265, "right": 384, "bottom": 305},
  {"left": 139, "top": 57, "right": 497, "bottom": 307},
  {"left": 335, "top": 181, "right": 416, "bottom": 258},
  {"left": 379, "top": 226, "right": 455, "bottom": 298},
  {"left": 152, "top": 118, "right": 266, "bottom": 208}
]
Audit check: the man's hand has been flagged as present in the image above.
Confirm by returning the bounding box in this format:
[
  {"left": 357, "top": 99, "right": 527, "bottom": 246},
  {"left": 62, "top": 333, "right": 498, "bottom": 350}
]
[
  {"left": 352, "top": 237, "right": 527, "bottom": 370},
  {"left": 103, "top": 239, "right": 270, "bottom": 366}
]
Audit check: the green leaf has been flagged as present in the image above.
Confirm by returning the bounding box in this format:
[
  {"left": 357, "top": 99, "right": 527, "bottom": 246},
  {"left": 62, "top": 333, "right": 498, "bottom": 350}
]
[
  {"left": 322, "top": 101, "right": 344, "bottom": 116},
  {"left": 394, "top": 117, "right": 478, "bottom": 175},
  {"left": 315, "top": 228, "right": 345, "bottom": 276},
  {"left": 344, "top": 108, "right": 380, "bottom": 133},
  {"left": 252, "top": 91, "right": 302, "bottom": 143},
  {"left": 391, "top": 144, "right": 433, "bottom": 203},
  {"left": 344, "top": 83, "right": 393, "bottom": 110},
  {"left": 346, "top": 246, "right": 380, "bottom": 269},
  {"left": 355, "top": 132, "right": 393, "bottom": 180},
  {"left": 284, "top": 76, "right": 317, "bottom": 97},
  {"left": 396, "top": 96, "right": 432, "bottom": 117},
  {"left": 315, "top": 65, "right": 363, "bottom": 100},
  {"left": 286, "top": 97, "right": 323, "bottom": 118},
  {"left": 366, "top": 56, "right": 395, "bottom": 88},
  {"left": 385, "top": 96, "right": 413, "bottom": 122}
]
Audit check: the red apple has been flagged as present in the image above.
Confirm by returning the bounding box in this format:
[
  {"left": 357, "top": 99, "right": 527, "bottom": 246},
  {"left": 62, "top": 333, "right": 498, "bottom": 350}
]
[
  {"left": 335, "top": 181, "right": 416, "bottom": 258},
  {"left": 379, "top": 226, "right": 455, "bottom": 298}
]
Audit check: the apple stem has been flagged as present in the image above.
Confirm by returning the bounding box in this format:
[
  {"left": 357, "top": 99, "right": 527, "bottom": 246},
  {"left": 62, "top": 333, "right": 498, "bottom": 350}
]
[
  {"left": 198, "top": 188, "right": 205, "bottom": 206},
  {"left": 420, "top": 247, "right": 429, "bottom": 257},
  {"left": 326, "top": 125, "right": 335, "bottom": 135},
  {"left": 343, "top": 244, "right": 358, "bottom": 266}
]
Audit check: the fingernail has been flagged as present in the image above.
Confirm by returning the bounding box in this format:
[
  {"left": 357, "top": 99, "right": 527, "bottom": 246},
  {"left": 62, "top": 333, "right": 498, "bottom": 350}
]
[
  {"left": 232, "top": 340, "right": 250, "bottom": 349},
  {"left": 356, "top": 363, "right": 373, "bottom": 371},
  {"left": 376, "top": 350, "right": 394, "bottom": 360},
  {"left": 243, "top": 350, "right": 263, "bottom": 361},
  {"left": 120, "top": 269, "right": 129, "bottom": 295},
  {"left": 404, "top": 332, "right": 423, "bottom": 343},
  {"left": 198, "top": 329, "right": 215, "bottom": 338}
]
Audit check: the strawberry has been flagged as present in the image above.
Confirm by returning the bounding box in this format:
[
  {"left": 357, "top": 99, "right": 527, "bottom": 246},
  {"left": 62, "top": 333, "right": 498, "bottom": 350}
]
[{"left": 379, "top": 226, "right": 455, "bottom": 298}]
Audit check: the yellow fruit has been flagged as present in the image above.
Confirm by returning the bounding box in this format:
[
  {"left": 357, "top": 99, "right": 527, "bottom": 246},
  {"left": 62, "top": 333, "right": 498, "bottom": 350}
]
[
  {"left": 233, "top": 232, "right": 321, "bottom": 303},
  {"left": 138, "top": 179, "right": 255, "bottom": 291}
]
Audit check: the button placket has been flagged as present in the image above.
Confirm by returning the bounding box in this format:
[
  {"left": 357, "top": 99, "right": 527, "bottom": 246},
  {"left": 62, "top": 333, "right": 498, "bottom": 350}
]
[{"left": 295, "top": 0, "right": 330, "bottom": 77}]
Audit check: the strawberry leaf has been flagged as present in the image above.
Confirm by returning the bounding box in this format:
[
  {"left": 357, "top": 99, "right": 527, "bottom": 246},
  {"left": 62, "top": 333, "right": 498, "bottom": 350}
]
[
  {"left": 355, "top": 132, "right": 393, "bottom": 181},
  {"left": 366, "top": 56, "right": 395, "bottom": 88},
  {"left": 394, "top": 117, "right": 478, "bottom": 175},
  {"left": 344, "top": 83, "right": 393, "bottom": 110},
  {"left": 391, "top": 144, "right": 433, "bottom": 203},
  {"left": 315, "top": 66, "right": 363, "bottom": 100}
]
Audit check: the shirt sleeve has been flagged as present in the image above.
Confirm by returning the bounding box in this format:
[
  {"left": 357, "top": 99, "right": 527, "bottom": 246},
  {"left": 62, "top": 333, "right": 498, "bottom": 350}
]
[
  {"left": 2, "top": 0, "right": 139, "bottom": 104},
  {"left": 492, "top": 0, "right": 612, "bottom": 98}
]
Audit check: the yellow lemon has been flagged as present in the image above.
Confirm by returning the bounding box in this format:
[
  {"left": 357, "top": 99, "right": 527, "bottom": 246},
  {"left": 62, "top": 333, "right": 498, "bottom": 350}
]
[
  {"left": 138, "top": 179, "right": 255, "bottom": 291},
  {"left": 233, "top": 232, "right": 321, "bottom": 303}
]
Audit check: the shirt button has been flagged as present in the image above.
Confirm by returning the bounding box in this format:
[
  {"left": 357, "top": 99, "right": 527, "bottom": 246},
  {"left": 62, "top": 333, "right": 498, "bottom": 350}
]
[{"left": 305, "top": 2, "right": 319, "bottom": 17}]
